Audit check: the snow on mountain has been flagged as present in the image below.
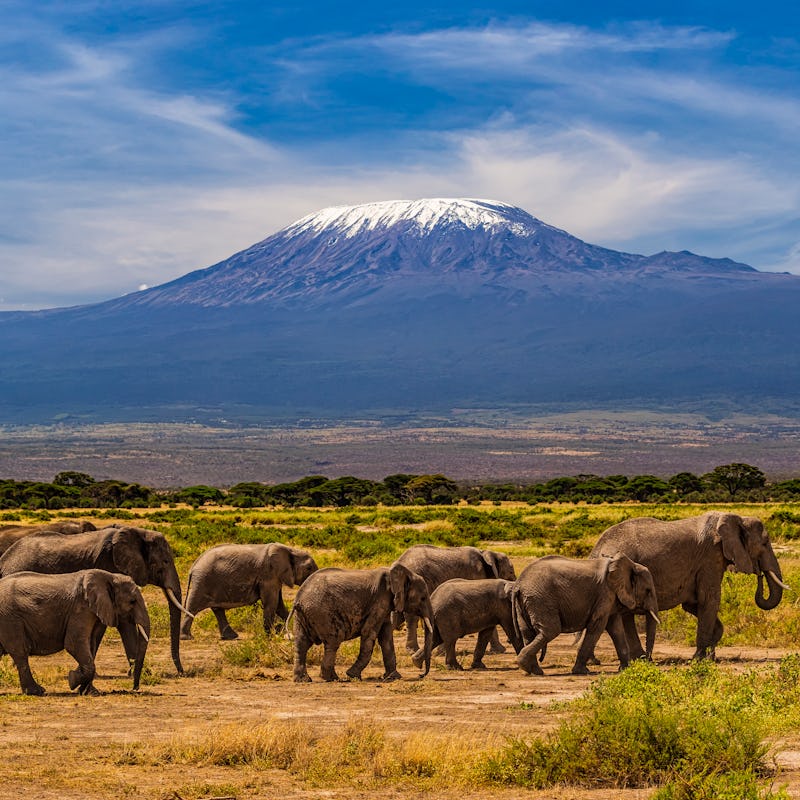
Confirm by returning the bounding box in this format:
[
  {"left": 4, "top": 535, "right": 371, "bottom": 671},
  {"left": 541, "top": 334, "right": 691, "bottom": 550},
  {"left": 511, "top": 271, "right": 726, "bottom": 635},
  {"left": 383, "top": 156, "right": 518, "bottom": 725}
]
[
  {"left": 286, "top": 198, "right": 538, "bottom": 237},
  {"left": 108, "top": 198, "right": 759, "bottom": 311}
]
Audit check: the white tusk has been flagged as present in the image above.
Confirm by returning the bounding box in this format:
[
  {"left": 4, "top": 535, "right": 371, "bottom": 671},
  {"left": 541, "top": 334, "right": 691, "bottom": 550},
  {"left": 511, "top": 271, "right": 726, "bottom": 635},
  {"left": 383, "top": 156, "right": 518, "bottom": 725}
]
[
  {"left": 649, "top": 610, "right": 662, "bottom": 625},
  {"left": 136, "top": 624, "right": 149, "bottom": 643},
  {"left": 166, "top": 588, "right": 195, "bottom": 619},
  {"left": 768, "top": 571, "right": 791, "bottom": 591},
  {"left": 423, "top": 617, "right": 434, "bottom": 634}
]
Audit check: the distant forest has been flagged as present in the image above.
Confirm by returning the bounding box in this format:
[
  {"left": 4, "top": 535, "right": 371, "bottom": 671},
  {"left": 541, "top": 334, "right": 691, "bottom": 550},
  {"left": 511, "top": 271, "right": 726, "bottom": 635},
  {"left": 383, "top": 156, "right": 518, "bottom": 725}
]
[{"left": 2, "top": 464, "right": 799, "bottom": 510}]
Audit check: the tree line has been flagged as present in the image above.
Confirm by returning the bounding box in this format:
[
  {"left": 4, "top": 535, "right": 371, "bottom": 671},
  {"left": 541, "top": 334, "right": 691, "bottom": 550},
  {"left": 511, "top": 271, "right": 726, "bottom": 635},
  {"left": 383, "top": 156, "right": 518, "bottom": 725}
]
[{"left": 1, "top": 463, "right": 799, "bottom": 510}]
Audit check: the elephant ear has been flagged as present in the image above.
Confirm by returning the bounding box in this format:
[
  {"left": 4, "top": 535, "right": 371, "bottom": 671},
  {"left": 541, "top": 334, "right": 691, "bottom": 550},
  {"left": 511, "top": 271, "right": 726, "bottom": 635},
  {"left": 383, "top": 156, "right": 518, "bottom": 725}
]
[
  {"left": 715, "top": 514, "right": 755, "bottom": 573},
  {"left": 606, "top": 554, "right": 637, "bottom": 609},
  {"left": 111, "top": 528, "right": 149, "bottom": 586},
  {"left": 480, "top": 550, "right": 500, "bottom": 578},
  {"left": 388, "top": 562, "right": 411, "bottom": 614},
  {"left": 82, "top": 570, "right": 117, "bottom": 627},
  {"left": 267, "top": 544, "right": 295, "bottom": 587}
]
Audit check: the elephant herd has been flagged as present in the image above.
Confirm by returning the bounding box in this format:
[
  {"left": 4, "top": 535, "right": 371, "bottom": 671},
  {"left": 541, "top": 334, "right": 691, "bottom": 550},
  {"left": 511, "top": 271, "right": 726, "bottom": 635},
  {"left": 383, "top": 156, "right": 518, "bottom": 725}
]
[{"left": 0, "top": 511, "right": 788, "bottom": 694}]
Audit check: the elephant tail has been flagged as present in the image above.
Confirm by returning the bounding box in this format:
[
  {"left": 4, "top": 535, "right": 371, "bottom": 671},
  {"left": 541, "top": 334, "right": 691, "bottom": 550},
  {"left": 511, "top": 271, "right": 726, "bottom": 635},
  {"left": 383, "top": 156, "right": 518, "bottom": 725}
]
[
  {"left": 283, "top": 605, "right": 296, "bottom": 640},
  {"left": 511, "top": 585, "right": 529, "bottom": 646}
]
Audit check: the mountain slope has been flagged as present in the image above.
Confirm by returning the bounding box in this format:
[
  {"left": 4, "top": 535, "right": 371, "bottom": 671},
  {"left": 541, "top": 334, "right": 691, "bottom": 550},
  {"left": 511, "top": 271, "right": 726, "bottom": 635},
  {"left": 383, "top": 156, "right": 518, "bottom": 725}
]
[{"left": 1, "top": 198, "right": 798, "bottom": 423}]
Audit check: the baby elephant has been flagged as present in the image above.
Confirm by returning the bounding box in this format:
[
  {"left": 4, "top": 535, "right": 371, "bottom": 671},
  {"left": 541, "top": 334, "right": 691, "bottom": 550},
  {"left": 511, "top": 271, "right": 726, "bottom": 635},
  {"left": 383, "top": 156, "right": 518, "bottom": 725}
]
[
  {"left": 292, "top": 562, "right": 434, "bottom": 683},
  {"left": 513, "top": 554, "right": 659, "bottom": 676},
  {"left": 181, "top": 543, "right": 318, "bottom": 640},
  {"left": 0, "top": 569, "right": 150, "bottom": 696},
  {"left": 412, "top": 578, "right": 522, "bottom": 671}
]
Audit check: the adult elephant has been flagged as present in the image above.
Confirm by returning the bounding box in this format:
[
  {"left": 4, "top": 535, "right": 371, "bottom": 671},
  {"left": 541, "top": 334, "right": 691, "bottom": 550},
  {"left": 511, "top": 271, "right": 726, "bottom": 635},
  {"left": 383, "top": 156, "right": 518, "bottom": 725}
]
[
  {"left": 0, "top": 520, "right": 96, "bottom": 556},
  {"left": 0, "top": 569, "right": 150, "bottom": 695},
  {"left": 393, "top": 544, "right": 516, "bottom": 653},
  {"left": 512, "top": 554, "right": 659, "bottom": 675},
  {"left": 292, "top": 562, "right": 434, "bottom": 683},
  {"left": 590, "top": 512, "right": 788, "bottom": 660},
  {"left": 0, "top": 526, "right": 189, "bottom": 674},
  {"left": 180, "top": 543, "right": 318, "bottom": 640}
]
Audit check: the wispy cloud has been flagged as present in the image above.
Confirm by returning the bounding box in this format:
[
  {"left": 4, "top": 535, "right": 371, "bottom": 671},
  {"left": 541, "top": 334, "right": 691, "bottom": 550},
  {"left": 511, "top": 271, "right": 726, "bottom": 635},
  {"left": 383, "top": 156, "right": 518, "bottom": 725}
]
[{"left": 1, "top": 12, "right": 799, "bottom": 309}]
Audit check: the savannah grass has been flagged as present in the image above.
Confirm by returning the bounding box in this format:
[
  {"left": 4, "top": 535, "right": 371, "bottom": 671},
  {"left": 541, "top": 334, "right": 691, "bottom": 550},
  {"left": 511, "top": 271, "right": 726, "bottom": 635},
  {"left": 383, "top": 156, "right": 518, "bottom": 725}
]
[
  {"left": 478, "top": 658, "right": 800, "bottom": 796},
  {"left": 120, "top": 660, "right": 799, "bottom": 797}
]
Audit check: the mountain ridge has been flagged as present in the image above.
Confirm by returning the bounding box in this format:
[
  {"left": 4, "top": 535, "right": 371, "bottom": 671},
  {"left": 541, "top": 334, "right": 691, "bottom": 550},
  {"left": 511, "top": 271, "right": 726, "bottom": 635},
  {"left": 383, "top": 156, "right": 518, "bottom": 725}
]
[
  {"left": 0, "top": 197, "right": 798, "bottom": 423},
  {"left": 86, "top": 198, "right": 762, "bottom": 311}
]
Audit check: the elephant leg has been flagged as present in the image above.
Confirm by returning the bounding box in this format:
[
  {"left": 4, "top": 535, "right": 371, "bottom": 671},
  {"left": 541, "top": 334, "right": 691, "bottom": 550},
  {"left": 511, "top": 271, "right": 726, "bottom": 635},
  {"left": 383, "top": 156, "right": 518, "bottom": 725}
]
[
  {"left": 377, "top": 621, "right": 401, "bottom": 681},
  {"left": 574, "top": 618, "right": 610, "bottom": 675},
  {"left": 66, "top": 636, "right": 99, "bottom": 695},
  {"left": 11, "top": 653, "right": 45, "bottom": 696},
  {"left": 471, "top": 628, "right": 494, "bottom": 670},
  {"left": 694, "top": 609, "right": 722, "bottom": 660},
  {"left": 347, "top": 631, "right": 378, "bottom": 680},
  {"left": 212, "top": 608, "right": 238, "bottom": 640},
  {"left": 179, "top": 600, "right": 200, "bottom": 640},
  {"left": 621, "top": 612, "right": 645, "bottom": 660},
  {"left": 404, "top": 614, "right": 420, "bottom": 653},
  {"left": 501, "top": 620, "right": 523, "bottom": 655},
  {"left": 605, "top": 615, "right": 630, "bottom": 671},
  {"left": 292, "top": 629, "right": 313, "bottom": 683},
  {"left": 443, "top": 637, "right": 463, "bottom": 670},
  {"left": 275, "top": 589, "right": 289, "bottom": 623},
  {"left": 320, "top": 641, "right": 341, "bottom": 682},
  {"left": 488, "top": 626, "right": 506, "bottom": 654},
  {"left": 517, "top": 631, "right": 549, "bottom": 675},
  {"left": 259, "top": 585, "right": 280, "bottom": 634}
]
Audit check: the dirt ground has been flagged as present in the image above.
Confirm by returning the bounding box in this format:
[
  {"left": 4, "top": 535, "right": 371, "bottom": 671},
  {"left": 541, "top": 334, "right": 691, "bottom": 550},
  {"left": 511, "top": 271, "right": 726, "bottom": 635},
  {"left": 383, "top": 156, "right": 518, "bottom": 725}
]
[{"left": 1, "top": 616, "right": 799, "bottom": 800}]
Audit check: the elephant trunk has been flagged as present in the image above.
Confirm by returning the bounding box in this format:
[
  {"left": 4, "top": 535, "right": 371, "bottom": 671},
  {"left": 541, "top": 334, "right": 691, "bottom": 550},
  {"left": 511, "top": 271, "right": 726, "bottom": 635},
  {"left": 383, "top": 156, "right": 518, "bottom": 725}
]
[
  {"left": 119, "top": 609, "right": 150, "bottom": 691},
  {"left": 163, "top": 566, "right": 185, "bottom": 674},
  {"left": 755, "top": 569, "right": 784, "bottom": 611},
  {"left": 420, "top": 598, "right": 434, "bottom": 678}
]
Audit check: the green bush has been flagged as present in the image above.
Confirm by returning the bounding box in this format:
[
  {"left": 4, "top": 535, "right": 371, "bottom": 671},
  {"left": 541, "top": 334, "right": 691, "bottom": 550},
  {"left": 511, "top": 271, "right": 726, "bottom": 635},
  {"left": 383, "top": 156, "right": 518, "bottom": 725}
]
[{"left": 478, "top": 659, "right": 800, "bottom": 790}]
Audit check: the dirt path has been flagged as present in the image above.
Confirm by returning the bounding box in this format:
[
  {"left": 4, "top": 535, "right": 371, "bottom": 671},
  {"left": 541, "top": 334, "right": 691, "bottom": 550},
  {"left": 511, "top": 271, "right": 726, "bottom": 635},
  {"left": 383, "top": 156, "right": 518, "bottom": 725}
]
[{"left": 1, "top": 626, "right": 798, "bottom": 800}]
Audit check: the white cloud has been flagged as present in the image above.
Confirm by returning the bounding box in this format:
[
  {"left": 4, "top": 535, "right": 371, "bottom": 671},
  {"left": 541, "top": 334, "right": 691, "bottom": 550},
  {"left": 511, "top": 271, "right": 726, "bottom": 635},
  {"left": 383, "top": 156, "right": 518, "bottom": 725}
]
[{"left": 1, "top": 15, "right": 799, "bottom": 309}]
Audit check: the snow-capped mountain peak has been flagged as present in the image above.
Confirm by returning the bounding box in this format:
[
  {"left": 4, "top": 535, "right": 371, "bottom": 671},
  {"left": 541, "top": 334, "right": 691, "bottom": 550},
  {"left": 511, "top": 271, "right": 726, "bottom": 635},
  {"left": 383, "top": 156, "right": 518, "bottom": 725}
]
[{"left": 286, "top": 198, "right": 537, "bottom": 238}]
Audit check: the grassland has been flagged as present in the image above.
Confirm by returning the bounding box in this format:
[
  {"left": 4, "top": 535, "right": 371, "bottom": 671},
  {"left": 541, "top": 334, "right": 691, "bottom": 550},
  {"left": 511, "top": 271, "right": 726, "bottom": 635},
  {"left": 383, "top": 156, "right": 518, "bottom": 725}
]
[{"left": 1, "top": 500, "right": 800, "bottom": 799}]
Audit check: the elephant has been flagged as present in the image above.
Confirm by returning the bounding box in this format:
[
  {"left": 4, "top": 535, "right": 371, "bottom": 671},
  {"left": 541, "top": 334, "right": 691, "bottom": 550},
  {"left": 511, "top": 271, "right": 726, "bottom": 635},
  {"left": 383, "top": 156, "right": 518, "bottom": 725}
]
[
  {"left": 0, "top": 569, "right": 150, "bottom": 695},
  {"left": 0, "top": 520, "right": 96, "bottom": 556},
  {"left": 512, "top": 554, "right": 659, "bottom": 675},
  {"left": 0, "top": 526, "right": 190, "bottom": 674},
  {"left": 180, "top": 543, "right": 318, "bottom": 640},
  {"left": 411, "top": 578, "right": 522, "bottom": 671},
  {"left": 589, "top": 512, "right": 788, "bottom": 661},
  {"left": 292, "top": 562, "right": 434, "bottom": 683},
  {"left": 393, "top": 544, "right": 517, "bottom": 654}
]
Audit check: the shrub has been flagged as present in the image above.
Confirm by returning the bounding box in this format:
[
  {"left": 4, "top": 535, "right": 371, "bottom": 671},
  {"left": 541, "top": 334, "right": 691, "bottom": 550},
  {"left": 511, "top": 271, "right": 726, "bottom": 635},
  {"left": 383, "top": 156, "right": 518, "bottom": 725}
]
[{"left": 477, "top": 659, "right": 800, "bottom": 790}]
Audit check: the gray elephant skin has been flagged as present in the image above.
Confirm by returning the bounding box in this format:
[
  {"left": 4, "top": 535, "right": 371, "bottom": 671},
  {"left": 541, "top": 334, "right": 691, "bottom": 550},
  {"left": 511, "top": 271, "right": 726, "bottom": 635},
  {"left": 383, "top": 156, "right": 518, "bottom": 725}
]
[
  {"left": 0, "top": 526, "right": 188, "bottom": 674},
  {"left": 393, "top": 544, "right": 516, "bottom": 653},
  {"left": 292, "top": 562, "right": 434, "bottom": 683},
  {"left": 0, "top": 568, "right": 150, "bottom": 695},
  {"left": 513, "top": 554, "right": 659, "bottom": 675},
  {"left": 180, "top": 542, "right": 318, "bottom": 640},
  {"left": 412, "top": 578, "right": 522, "bottom": 671},
  {"left": 0, "top": 520, "right": 96, "bottom": 556},
  {"left": 590, "top": 511, "right": 787, "bottom": 660}
]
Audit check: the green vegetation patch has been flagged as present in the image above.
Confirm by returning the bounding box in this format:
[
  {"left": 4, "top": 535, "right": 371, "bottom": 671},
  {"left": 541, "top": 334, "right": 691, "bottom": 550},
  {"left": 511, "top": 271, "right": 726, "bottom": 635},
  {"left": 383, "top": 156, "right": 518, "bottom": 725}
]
[{"left": 478, "top": 658, "right": 800, "bottom": 794}]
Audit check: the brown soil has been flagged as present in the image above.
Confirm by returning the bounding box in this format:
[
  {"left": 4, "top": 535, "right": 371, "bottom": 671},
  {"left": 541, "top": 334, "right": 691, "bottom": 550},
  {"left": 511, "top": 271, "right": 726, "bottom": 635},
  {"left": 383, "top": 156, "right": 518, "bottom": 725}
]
[{"left": 1, "top": 624, "right": 798, "bottom": 800}]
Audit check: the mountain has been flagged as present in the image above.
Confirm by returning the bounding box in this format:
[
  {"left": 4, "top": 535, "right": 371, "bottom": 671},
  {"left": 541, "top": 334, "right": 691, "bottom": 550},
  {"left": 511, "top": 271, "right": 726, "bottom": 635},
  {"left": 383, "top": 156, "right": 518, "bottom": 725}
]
[{"left": 1, "top": 198, "right": 799, "bottom": 423}]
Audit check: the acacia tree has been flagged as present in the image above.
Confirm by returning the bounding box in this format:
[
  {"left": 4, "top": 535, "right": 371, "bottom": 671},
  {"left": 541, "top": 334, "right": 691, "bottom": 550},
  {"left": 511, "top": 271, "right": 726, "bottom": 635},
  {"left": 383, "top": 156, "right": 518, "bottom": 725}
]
[{"left": 704, "top": 463, "right": 766, "bottom": 498}]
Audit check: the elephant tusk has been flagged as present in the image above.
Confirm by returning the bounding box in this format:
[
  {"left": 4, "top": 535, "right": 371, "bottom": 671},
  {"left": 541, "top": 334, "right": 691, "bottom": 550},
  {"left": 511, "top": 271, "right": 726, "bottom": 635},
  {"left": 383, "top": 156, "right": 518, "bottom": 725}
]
[
  {"left": 649, "top": 610, "right": 662, "bottom": 626},
  {"left": 423, "top": 617, "right": 434, "bottom": 634},
  {"left": 136, "top": 624, "right": 149, "bottom": 643},
  {"left": 166, "top": 588, "right": 195, "bottom": 619},
  {"left": 768, "top": 571, "right": 791, "bottom": 591}
]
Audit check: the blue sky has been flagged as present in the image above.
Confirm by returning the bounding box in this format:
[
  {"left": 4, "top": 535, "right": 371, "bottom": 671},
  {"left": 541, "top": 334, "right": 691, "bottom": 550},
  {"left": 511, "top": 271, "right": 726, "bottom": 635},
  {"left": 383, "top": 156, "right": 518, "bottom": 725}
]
[{"left": 2, "top": 1, "right": 799, "bottom": 309}]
